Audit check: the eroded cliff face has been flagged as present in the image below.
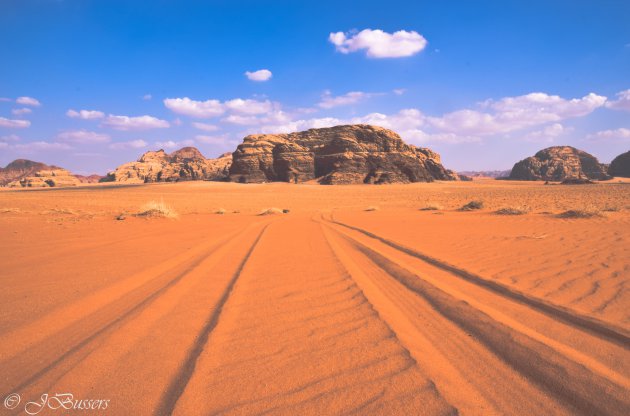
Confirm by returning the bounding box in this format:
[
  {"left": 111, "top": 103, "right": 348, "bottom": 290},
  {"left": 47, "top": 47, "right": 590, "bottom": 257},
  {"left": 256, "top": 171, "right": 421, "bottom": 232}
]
[
  {"left": 7, "top": 168, "right": 82, "bottom": 187},
  {"left": 228, "top": 124, "right": 459, "bottom": 184},
  {"left": 102, "top": 147, "right": 232, "bottom": 183},
  {"left": 508, "top": 146, "right": 610, "bottom": 181},
  {"left": 608, "top": 151, "right": 630, "bottom": 178}
]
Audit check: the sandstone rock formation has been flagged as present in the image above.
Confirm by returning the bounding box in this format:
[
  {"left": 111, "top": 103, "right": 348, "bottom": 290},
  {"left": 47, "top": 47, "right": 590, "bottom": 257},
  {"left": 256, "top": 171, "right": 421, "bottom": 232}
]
[
  {"left": 8, "top": 168, "right": 82, "bottom": 187},
  {"left": 508, "top": 146, "right": 610, "bottom": 181},
  {"left": 1, "top": 159, "right": 56, "bottom": 186},
  {"left": 75, "top": 174, "right": 104, "bottom": 183},
  {"left": 608, "top": 150, "right": 630, "bottom": 178},
  {"left": 102, "top": 147, "right": 231, "bottom": 183},
  {"left": 228, "top": 125, "right": 459, "bottom": 184}
]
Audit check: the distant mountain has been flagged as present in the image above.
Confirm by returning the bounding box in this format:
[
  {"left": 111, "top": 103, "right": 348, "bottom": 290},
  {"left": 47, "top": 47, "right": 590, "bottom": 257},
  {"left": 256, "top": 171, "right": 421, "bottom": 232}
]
[
  {"left": 75, "top": 174, "right": 104, "bottom": 183},
  {"left": 101, "top": 147, "right": 232, "bottom": 183},
  {"left": 508, "top": 146, "right": 610, "bottom": 181},
  {"left": 608, "top": 150, "right": 630, "bottom": 178},
  {"left": 458, "top": 170, "right": 511, "bottom": 179},
  {"left": 0, "top": 159, "right": 83, "bottom": 187}
]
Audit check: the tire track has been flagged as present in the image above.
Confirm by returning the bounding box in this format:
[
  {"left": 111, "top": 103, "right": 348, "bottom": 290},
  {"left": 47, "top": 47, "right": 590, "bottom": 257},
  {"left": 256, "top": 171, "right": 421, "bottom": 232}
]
[
  {"left": 327, "top": 216, "right": 630, "bottom": 347},
  {"left": 0, "top": 222, "right": 259, "bottom": 397},
  {"left": 321, "top": 219, "right": 630, "bottom": 415},
  {"left": 155, "top": 223, "right": 269, "bottom": 416}
]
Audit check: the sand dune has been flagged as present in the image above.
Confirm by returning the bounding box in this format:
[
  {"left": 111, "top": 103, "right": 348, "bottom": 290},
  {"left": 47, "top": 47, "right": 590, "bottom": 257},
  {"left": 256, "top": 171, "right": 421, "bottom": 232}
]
[{"left": 0, "top": 181, "right": 628, "bottom": 415}]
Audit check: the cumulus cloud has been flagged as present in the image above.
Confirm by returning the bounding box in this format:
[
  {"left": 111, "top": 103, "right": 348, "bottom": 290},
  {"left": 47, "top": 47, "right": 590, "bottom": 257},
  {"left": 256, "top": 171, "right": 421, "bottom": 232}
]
[
  {"left": 524, "top": 123, "right": 571, "bottom": 143},
  {"left": 66, "top": 109, "right": 105, "bottom": 119},
  {"left": 102, "top": 114, "right": 170, "bottom": 131},
  {"left": 109, "top": 139, "right": 149, "bottom": 150},
  {"left": 16, "top": 96, "right": 41, "bottom": 106},
  {"left": 605, "top": 89, "right": 630, "bottom": 112},
  {"left": 57, "top": 130, "right": 111, "bottom": 143},
  {"left": 11, "top": 108, "right": 32, "bottom": 116},
  {"left": 192, "top": 122, "right": 219, "bottom": 132},
  {"left": 329, "top": 29, "right": 427, "bottom": 58},
  {"left": 195, "top": 135, "right": 230, "bottom": 145},
  {"left": 12, "top": 141, "right": 71, "bottom": 151},
  {"left": 0, "top": 117, "right": 30, "bottom": 128},
  {"left": 587, "top": 127, "right": 630, "bottom": 141},
  {"left": 163, "top": 97, "right": 224, "bottom": 118},
  {"left": 245, "top": 69, "right": 272, "bottom": 82},
  {"left": 0, "top": 134, "right": 20, "bottom": 142},
  {"left": 318, "top": 91, "right": 376, "bottom": 109},
  {"left": 393, "top": 88, "right": 406, "bottom": 96},
  {"left": 225, "top": 98, "right": 274, "bottom": 114},
  {"left": 428, "top": 92, "right": 607, "bottom": 136},
  {"left": 155, "top": 139, "right": 195, "bottom": 149}
]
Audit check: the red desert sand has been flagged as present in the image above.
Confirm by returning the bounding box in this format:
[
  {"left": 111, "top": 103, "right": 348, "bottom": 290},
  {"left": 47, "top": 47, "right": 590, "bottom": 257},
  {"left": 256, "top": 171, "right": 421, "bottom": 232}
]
[{"left": 0, "top": 179, "right": 629, "bottom": 415}]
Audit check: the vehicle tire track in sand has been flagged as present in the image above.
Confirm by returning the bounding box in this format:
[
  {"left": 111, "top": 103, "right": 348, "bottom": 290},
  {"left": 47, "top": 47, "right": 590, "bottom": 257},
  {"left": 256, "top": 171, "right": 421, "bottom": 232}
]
[
  {"left": 155, "top": 223, "right": 269, "bottom": 416},
  {"left": 327, "top": 216, "right": 630, "bottom": 346},
  {"left": 0, "top": 222, "right": 266, "bottom": 399},
  {"left": 321, "top": 218, "right": 629, "bottom": 416},
  {"left": 171, "top": 218, "right": 457, "bottom": 416}
]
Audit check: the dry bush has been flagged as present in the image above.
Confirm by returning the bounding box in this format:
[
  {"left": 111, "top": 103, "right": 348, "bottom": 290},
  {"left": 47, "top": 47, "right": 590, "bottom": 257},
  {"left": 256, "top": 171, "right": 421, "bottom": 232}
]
[
  {"left": 214, "top": 208, "right": 227, "bottom": 215},
  {"left": 0, "top": 208, "right": 20, "bottom": 213},
  {"left": 459, "top": 200, "right": 484, "bottom": 211},
  {"left": 495, "top": 207, "right": 529, "bottom": 215},
  {"left": 556, "top": 209, "right": 603, "bottom": 219},
  {"left": 258, "top": 207, "right": 284, "bottom": 216},
  {"left": 365, "top": 206, "right": 379, "bottom": 212},
  {"left": 602, "top": 206, "right": 619, "bottom": 212},
  {"left": 419, "top": 204, "right": 443, "bottom": 211},
  {"left": 136, "top": 200, "right": 178, "bottom": 218}
]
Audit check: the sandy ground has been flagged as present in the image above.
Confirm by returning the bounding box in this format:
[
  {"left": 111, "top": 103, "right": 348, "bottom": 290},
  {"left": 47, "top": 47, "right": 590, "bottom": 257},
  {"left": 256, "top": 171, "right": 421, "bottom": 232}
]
[{"left": 0, "top": 180, "right": 629, "bottom": 415}]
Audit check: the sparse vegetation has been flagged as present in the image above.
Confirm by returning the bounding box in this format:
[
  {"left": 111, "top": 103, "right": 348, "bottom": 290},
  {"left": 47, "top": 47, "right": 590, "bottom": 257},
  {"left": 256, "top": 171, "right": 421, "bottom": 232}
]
[
  {"left": 214, "top": 208, "right": 227, "bottom": 215},
  {"left": 602, "top": 206, "right": 619, "bottom": 212},
  {"left": 282, "top": 209, "right": 291, "bottom": 214},
  {"left": 556, "top": 209, "right": 603, "bottom": 219},
  {"left": 258, "top": 207, "right": 284, "bottom": 216},
  {"left": 365, "top": 206, "right": 379, "bottom": 212},
  {"left": 495, "top": 207, "right": 529, "bottom": 215},
  {"left": 136, "top": 200, "right": 178, "bottom": 218},
  {"left": 419, "top": 204, "right": 443, "bottom": 211},
  {"left": 459, "top": 200, "right": 484, "bottom": 211},
  {"left": 0, "top": 208, "right": 21, "bottom": 213}
]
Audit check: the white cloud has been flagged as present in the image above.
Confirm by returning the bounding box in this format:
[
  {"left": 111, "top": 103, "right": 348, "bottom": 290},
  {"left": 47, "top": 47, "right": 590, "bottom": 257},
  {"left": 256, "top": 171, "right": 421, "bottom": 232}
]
[
  {"left": 524, "top": 123, "right": 571, "bottom": 143},
  {"left": 163, "top": 97, "right": 224, "bottom": 118},
  {"left": 0, "top": 117, "right": 30, "bottom": 128},
  {"left": 11, "top": 108, "right": 32, "bottom": 116},
  {"left": 222, "top": 115, "right": 261, "bottom": 125},
  {"left": 428, "top": 92, "right": 606, "bottom": 136},
  {"left": 102, "top": 114, "right": 170, "bottom": 131},
  {"left": 16, "top": 96, "right": 41, "bottom": 107},
  {"left": 66, "top": 109, "right": 105, "bottom": 119},
  {"left": 318, "top": 91, "right": 375, "bottom": 109},
  {"left": 393, "top": 88, "right": 406, "bottom": 96},
  {"left": 245, "top": 69, "right": 272, "bottom": 82},
  {"left": 192, "top": 122, "right": 219, "bottom": 132},
  {"left": 605, "top": 89, "right": 630, "bottom": 111},
  {"left": 224, "top": 98, "right": 274, "bottom": 114},
  {"left": 13, "top": 141, "right": 71, "bottom": 151},
  {"left": 587, "top": 127, "right": 630, "bottom": 141},
  {"left": 57, "top": 130, "right": 111, "bottom": 143},
  {"left": 142, "top": 94, "right": 152, "bottom": 101},
  {"left": 155, "top": 139, "right": 195, "bottom": 149},
  {"left": 0, "top": 134, "right": 20, "bottom": 142},
  {"left": 329, "top": 29, "right": 427, "bottom": 58},
  {"left": 109, "top": 139, "right": 149, "bottom": 150}
]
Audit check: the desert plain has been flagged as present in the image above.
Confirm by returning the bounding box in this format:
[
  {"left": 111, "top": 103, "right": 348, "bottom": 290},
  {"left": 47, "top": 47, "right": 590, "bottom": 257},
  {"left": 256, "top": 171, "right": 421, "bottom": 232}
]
[{"left": 0, "top": 179, "right": 629, "bottom": 415}]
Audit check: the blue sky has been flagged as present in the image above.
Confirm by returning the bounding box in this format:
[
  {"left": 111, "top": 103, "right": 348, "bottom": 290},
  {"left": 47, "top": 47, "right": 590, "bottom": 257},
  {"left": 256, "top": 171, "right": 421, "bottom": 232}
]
[{"left": 1, "top": 0, "right": 629, "bottom": 174}]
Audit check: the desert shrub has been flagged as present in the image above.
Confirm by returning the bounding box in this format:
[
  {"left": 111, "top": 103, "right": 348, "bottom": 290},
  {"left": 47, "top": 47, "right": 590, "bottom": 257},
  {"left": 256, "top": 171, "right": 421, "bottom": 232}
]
[
  {"left": 459, "top": 200, "right": 484, "bottom": 211},
  {"left": 258, "top": 207, "right": 283, "bottom": 216},
  {"left": 364, "top": 206, "right": 379, "bottom": 212},
  {"left": 419, "top": 204, "right": 443, "bottom": 211},
  {"left": 214, "top": 208, "right": 227, "bottom": 215},
  {"left": 556, "top": 209, "right": 602, "bottom": 219},
  {"left": 495, "top": 207, "right": 529, "bottom": 215},
  {"left": 136, "top": 200, "right": 178, "bottom": 218}
]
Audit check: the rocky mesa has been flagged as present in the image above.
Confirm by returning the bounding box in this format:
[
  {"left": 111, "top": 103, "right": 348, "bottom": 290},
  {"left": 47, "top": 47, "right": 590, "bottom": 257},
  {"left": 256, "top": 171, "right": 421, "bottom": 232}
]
[
  {"left": 0, "top": 159, "right": 82, "bottom": 188},
  {"left": 608, "top": 150, "right": 630, "bottom": 178},
  {"left": 508, "top": 146, "right": 611, "bottom": 181},
  {"left": 102, "top": 147, "right": 231, "bottom": 183},
  {"left": 228, "top": 124, "right": 459, "bottom": 184}
]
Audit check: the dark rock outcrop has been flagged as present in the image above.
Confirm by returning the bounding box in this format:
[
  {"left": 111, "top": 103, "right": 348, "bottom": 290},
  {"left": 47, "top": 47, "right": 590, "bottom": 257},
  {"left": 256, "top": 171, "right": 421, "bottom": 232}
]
[
  {"left": 608, "top": 151, "right": 630, "bottom": 178},
  {"left": 228, "top": 125, "right": 459, "bottom": 184},
  {"left": 508, "top": 146, "right": 610, "bottom": 181},
  {"left": 102, "top": 147, "right": 231, "bottom": 183}
]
